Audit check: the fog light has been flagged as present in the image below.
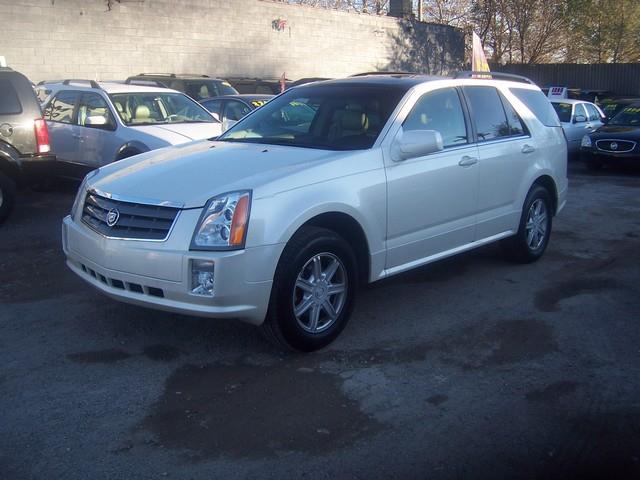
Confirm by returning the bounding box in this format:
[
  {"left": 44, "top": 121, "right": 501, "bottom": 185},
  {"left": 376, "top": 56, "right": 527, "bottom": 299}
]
[{"left": 191, "top": 260, "right": 215, "bottom": 296}]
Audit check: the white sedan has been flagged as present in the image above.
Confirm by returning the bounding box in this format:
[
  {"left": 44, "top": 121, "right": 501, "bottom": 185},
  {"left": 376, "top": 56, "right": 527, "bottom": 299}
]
[
  {"left": 42, "top": 80, "right": 221, "bottom": 178},
  {"left": 550, "top": 99, "right": 605, "bottom": 154}
]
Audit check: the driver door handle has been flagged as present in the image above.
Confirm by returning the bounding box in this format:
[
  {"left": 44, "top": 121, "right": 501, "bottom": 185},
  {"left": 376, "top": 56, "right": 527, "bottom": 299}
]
[
  {"left": 521, "top": 144, "right": 535, "bottom": 154},
  {"left": 458, "top": 156, "right": 478, "bottom": 167}
]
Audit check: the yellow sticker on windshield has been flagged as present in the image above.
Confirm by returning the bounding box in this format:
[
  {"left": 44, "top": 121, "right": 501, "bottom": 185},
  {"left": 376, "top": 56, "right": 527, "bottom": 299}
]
[
  {"left": 222, "top": 82, "right": 232, "bottom": 87},
  {"left": 251, "top": 100, "right": 267, "bottom": 107}
]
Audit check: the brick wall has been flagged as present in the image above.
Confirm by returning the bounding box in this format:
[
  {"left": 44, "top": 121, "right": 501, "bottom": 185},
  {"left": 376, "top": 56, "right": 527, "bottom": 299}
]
[{"left": 0, "top": 0, "right": 464, "bottom": 83}]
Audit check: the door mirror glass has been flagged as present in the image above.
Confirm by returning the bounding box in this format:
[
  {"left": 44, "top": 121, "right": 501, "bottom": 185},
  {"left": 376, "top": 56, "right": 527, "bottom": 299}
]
[
  {"left": 574, "top": 114, "right": 587, "bottom": 123},
  {"left": 85, "top": 115, "right": 108, "bottom": 127},
  {"left": 392, "top": 129, "right": 444, "bottom": 161}
]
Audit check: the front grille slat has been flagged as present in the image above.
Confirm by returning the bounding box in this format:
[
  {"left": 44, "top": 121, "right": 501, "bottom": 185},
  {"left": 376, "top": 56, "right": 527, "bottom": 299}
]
[
  {"left": 81, "top": 191, "right": 179, "bottom": 241},
  {"left": 596, "top": 139, "right": 636, "bottom": 153}
]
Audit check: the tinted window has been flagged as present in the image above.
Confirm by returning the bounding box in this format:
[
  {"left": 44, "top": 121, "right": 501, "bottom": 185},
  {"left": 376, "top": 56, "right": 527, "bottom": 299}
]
[
  {"left": 510, "top": 88, "right": 561, "bottom": 127},
  {"left": 609, "top": 106, "right": 640, "bottom": 126},
  {"left": 574, "top": 103, "right": 587, "bottom": 122},
  {"left": 201, "top": 99, "right": 222, "bottom": 116},
  {"left": 584, "top": 103, "right": 601, "bottom": 121},
  {"left": 225, "top": 100, "right": 252, "bottom": 121},
  {"left": 77, "top": 93, "right": 115, "bottom": 129},
  {"left": 218, "top": 80, "right": 239, "bottom": 96},
  {"left": 463, "top": 86, "right": 510, "bottom": 141},
  {"left": 551, "top": 102, "right": 572, "bottom": 122},
  {"left": 0, "top": 79, "right": 22, "bottom": 114},
  {"left": 403, "top": 87, "right": 467, "bottom": 148},
  {"left": 44, "top": 91, "right": 78, "bottom": 123},
  {"left": 185, "top": 80, "right": 238, "bottom": 100},
  {"left": 219, "top": 85, "right": 404, "bottom": 151},
  {"left": 499, "top": 92, "right": 526, "bottom": 136}
]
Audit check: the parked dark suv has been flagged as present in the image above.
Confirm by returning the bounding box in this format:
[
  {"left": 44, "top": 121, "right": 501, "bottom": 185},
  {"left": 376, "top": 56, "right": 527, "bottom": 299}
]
[
  {"left": 124, "top": 73, "right": 238, "bottom": 101},
  {"left": 0, "top": 67, "right": 54, "bottom": 223}
]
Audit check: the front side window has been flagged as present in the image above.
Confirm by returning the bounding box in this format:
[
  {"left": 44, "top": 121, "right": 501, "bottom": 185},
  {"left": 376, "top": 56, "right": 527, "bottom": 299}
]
[
  {"left": 584, "top": 103, "right": 601, "bottom": 121},
  {"left": 201, "top": 99, "right": 222, "bottom": 117},
  {"left": 463, "top": 86, "right": 510, "bottom": 141},
  {"left": 108, "top": 92, "right": 214, "bottom": 126},
  {"left": 77, "top": 93, "right": 116, "bottom": 130},
  {"left": 573, "top": 103, "right": 587, "bottom": 122},
  {"left": 0, "top": 79, "right": 22, "bottom": 114},
  {"left": 44, "top": 91, "right": 79, "bottom": 123},
  {"left": 219, "top": 85, "right": 404, "bottom": 150},
  {"left": 552, "top": 102, "right": 573, "bottom": 123},
  {"left": 403, "top": 87, "right": 467, "bottom": 148}
]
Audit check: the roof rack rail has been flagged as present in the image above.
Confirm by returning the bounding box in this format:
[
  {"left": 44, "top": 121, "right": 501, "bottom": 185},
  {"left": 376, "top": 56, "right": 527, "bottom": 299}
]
[
  {"left": 350, "top": 71, "right": 417, "bottom": 77},
  {"left": 454, "top": 71, "right": 536, "bottom": 85},
  {"left": 124, "top": 78, "right": 167, "bottom": 88},
  {"left": 137, "top": 73, "right": 177, "bottom": 77},
  {"left": 175, "top": 74, "right": 210, "bottom": 78},
  {"left": 62, "top": 79, "right": 101, "bottom": 89}
]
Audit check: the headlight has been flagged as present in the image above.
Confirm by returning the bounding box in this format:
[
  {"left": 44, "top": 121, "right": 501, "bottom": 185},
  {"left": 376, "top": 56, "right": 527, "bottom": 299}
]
[
  {"left": 71, "top": 169, "right": 99, "bottom": 220},
  {"left": 191, "top": 191, "right": 251, "bottom": 250},
  {"left": 581, "top": 135, "right": 592, "bottom": 148}
]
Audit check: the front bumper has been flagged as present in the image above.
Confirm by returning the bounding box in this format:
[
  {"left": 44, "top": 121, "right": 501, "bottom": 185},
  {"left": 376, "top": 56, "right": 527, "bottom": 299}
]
[
  {"left": 62, "top": 214, "right": 284, "bottom": 325},
  {"left": 580, "top": 148, "right": 640, "bottom": 165}
]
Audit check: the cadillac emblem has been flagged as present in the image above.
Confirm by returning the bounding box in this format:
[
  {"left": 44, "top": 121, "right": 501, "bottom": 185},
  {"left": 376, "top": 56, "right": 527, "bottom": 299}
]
[
  {"left": 610, "top": 142, "right": 618, "bottom": 150},
  {"left": 106, "top": 208, "right": 120, "bottom": 227}
]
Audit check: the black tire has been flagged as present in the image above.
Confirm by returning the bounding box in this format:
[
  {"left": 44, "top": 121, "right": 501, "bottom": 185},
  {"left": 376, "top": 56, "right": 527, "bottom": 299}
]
[
  {"left": 260, "top": 226, "right": 358, "bottom": 352},
  {"left": 0, "top": 171, "right": 17, "bottom": 224},
  {"left": 501, "top": 184, "right": 553, "bottom": 264}
]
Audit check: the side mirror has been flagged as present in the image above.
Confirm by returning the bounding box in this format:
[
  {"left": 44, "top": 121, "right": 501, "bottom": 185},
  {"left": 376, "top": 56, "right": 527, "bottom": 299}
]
[
  {"left": 602, "top": 117, "right": 609, "bottom": 124},
  {"left": 391, "top": 129, "right": 444, "bottom": 161},
  {"left": 85, "top": 115, "right": 111, "bottom": 129},
  {"left": 573, "top": 114, "right": 587, "bottom": 123}
]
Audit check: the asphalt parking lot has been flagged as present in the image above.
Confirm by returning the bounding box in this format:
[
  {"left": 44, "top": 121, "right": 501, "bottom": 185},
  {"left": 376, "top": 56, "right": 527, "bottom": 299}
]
[{"left": 1, "top": 161, "right": 639, "bottom": 480}]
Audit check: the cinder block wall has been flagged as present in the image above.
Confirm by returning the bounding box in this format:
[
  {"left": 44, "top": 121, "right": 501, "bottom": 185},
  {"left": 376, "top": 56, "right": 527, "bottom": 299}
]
[{"left": 0, "top": 0, "right": 464, "bottom": 83}]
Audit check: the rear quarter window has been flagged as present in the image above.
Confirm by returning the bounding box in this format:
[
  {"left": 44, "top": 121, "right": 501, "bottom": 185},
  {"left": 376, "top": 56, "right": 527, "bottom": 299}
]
[
  {"left": 510, "top": 88, "right": 561, "bottom": 127},
  {"left": 0, "top": 79, "right": 22, "bottom": 114}
]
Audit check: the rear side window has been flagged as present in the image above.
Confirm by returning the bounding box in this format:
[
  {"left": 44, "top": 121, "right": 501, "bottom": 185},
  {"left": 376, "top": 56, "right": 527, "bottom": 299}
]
[
  {"left": 403, "top": 87, "right": 468, "bottom": 148},
  {"left": 463, "top": 86, "right": 511, "bottom": 142},
  {"left": 0, "top": 79, "right": 22, "bottom": 114},
  {"left": 44, "top": 91, "right": 79, "bottom": 124},
  {"left": 510, "top": 88, "right": 561, "bottom": 127},
  {"left": 499, "top": 92, "right": 526, "bottom": 136}
]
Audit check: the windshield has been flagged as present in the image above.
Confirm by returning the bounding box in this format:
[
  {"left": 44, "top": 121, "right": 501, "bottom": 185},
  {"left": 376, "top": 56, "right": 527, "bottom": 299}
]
[
  {"left": 185, "top": 80, "right": 238, "bottom": 100},
  {"left": 109, "top": 92, "right": 215, "bottom": 126},
  {"left": 609, "top": 106, "right": 640, "bottom": 126},
  {"left": 551, "top": 102, "right": 572, "bottom": 123},
  {"left": 218, "top": 85, "right": 405, "bottom": 150}
]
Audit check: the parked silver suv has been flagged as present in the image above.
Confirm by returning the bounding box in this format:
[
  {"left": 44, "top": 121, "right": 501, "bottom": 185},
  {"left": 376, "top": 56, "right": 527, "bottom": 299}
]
[{"left": 62, "top": 72, "right": 567, "bottom": 351}]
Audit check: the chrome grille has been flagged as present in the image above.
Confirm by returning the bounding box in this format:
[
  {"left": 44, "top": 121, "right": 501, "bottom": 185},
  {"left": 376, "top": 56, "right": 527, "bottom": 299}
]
[
  {"left": 596, "top": 139, "right": 636, "bottom": 153},
  {"left": 82, "top": 191, "right": 179, "bottom": 240}
]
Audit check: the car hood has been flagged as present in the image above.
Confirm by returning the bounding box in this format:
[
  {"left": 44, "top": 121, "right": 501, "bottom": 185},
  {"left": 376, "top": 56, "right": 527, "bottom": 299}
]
[
  {"left": 129, "top": 122, "right": 222, "bottom": 144},
  {"left": 89, "top": 140, "right": 343, "bottom": 208},
  {"left": 591, "top": 124, "right": 640, "bottom": 139}
]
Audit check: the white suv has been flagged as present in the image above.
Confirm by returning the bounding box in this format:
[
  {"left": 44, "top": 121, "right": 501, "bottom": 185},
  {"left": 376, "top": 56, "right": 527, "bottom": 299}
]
[
  {"left": 42, "top": 80, "right": 221, "bottom": 178},
  {"left": 62, "top": 73, "right": 567, "bottom": 351}
]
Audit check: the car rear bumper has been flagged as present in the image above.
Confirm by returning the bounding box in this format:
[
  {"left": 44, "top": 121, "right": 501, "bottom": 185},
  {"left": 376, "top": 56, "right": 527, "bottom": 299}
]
[{"left": 62, "top": 215, "right": 282, "bottom": 325}]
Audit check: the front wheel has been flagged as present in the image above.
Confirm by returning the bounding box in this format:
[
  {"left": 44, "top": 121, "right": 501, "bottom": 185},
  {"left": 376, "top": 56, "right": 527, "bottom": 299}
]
[
  {"left": 260, "top": 226, "right": 358, "bottom": 352},
  {"left": 502, "top": 185, "right": 553, "bottom": 263}
]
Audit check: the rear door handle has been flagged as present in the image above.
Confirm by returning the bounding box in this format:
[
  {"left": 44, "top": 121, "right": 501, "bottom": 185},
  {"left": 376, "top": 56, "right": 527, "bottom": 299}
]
[
  {"left": 458, "top": 156, "right": 478, "bottom": 167},
  {"left": 521, "top": 144, "right": 535, "bottom": 154}
]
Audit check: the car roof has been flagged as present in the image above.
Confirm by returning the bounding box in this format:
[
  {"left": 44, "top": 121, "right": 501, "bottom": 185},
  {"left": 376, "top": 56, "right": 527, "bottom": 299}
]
[
  {"left": 202, "top": 94, "right": 274, "bottom": 101},
  {"left": 550, "top": 98, "right": 593, "bottom": 105},
  {"left": 39, "top": 81, "right": 179, "bottom": 94},
  {"left": 128, "top": 74, "right": 228, "bottom": 81},
  {"left": 296, "top": 74, "right": 444, "bottom": 90}
]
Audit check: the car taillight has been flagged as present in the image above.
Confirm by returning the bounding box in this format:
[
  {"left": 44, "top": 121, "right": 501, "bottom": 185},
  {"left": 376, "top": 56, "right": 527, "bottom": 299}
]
[{"left": 34, "top": 118, "right": 51, "bottom": 154}]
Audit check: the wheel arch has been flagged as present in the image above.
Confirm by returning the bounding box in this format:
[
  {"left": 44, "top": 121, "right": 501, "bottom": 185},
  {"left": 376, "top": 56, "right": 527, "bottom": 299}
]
[
  {"left": 532, "top": 174, "right": 558, "bottom": 215},
  {"left": 115, "top": 141, "right": 150, "bottom": 161}
]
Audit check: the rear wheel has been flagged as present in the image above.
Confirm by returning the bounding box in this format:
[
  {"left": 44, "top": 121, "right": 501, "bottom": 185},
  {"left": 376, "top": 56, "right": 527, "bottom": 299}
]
[
  {"left": 0, "top": 171, "right": 17, "bottom": 224},
  {"left": 502, "top": 185, "right": 553, "bottom": 263},
  {"left": 260, "top": 226, "right": 358, "bottom": 352}
]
